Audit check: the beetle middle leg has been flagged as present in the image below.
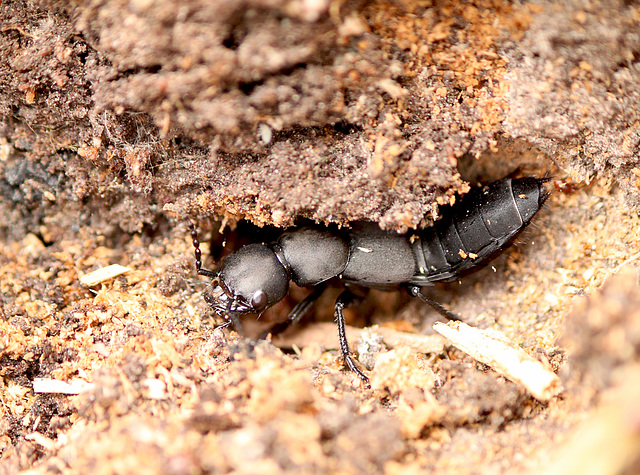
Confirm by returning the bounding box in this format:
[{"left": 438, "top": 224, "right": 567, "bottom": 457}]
[
  {"left": 259, "top": 282, "right": 329, "bottom": 339},
  {"left": 334, "top": 289, "right": 370, "bottom": 386},
  {"left": 406, "top": 285, "right": 461, "bottom": 322}
]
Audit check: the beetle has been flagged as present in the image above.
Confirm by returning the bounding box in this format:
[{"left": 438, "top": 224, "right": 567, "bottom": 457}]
[{"left": 189, "top": 177, "right": 549, "bottom": 385}]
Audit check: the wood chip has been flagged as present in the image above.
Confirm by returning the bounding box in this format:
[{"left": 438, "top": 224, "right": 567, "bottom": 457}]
[
  {"left": 80, "top": 264, "right": 131, "bottom": 286},
  {"left": 24, "top": 432, "right": 56, "bottom": 450},
  {"left": 33, "top": 378, "right": 95, "bottom": 394},
  {"left": 433, "top": 321, "right": 563, "bottom": 401}
]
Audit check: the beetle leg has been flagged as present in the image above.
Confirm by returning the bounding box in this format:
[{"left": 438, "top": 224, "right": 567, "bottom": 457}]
[
  {"left": 335, "top": 290, "right": 370, "bottom": 387},
  {"left": 259, "top": 282, "right": 328, "bottom": 339},
  {"left": 225, "top": 297, "right": 245, "bottom": 334},
  {"left": 214, "top": 319, "right": 232, "bottom": 331},
  {"left": 406, "top": 285, "right": 461, "bottom": 322}
]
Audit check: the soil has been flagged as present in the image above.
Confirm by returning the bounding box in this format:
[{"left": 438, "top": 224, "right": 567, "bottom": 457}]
[{"left": 1, "top": 0, "right": 640, "bottom": 474}]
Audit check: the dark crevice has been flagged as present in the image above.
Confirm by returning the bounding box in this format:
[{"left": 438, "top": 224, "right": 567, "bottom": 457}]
[
  {"left": 269, "top": 120, "right": 363, "bottom": 145},
  {"left": 222, "top": 31, "right": 242, "bottom": 50},
  {"left": 332, "top": 120, "right": 363, "bottom": 136},
  {"left": 613, "top": 49, "right": 640, "bottom": 71},
  {"left": 117, "top": 64, "right": 163, "bottom": 78},
  {"left": 220, "top": 11, "right": 249, "bottom": 51},
  {"left": 237, "top": 61, "right": 310, "bottom": 96},
  {"left": 34, "top": 232, "right": 54, "bottom": 247},
  {"left": 70, "top": 35, "right": 91, "bottom": 65}
]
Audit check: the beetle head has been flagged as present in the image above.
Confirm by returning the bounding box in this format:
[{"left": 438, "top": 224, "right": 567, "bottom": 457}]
[{"left": 204, "top": 243, "right": 289, "bottom": 324}]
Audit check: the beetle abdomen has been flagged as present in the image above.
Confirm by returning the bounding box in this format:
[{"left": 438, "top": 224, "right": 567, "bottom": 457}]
[
  {"left": 410, "top": 177, "right": 548, "bottom": 284},
  {"left": 342, "top": 222, "right": 417, "bottom": 288}
]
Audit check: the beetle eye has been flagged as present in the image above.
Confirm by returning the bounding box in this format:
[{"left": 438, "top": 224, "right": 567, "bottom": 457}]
[{"left": 250, "top": 290, "right": 268, "bottom": 310}]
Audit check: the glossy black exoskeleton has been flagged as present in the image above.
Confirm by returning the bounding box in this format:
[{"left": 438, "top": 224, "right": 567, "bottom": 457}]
[{"left": 189, "top": 177, "right": 549, "bottom": 385}]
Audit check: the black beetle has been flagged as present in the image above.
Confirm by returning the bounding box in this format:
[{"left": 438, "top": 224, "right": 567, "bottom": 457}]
[{"left": 189, "top": 177, "right": 549, "bottom": 384}]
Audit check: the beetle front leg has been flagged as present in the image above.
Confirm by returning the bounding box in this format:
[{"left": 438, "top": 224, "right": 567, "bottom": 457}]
[
  {"left": 334, "top": 290, "right": 370, "bottom": 387},
  {"left": 260, "top": 283, "right": 328, "bottom": 339}
]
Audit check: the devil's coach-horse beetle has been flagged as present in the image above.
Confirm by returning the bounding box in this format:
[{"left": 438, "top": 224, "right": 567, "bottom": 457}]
[{"left": 189, "top": 177, "right": 549, "bottom": 385}]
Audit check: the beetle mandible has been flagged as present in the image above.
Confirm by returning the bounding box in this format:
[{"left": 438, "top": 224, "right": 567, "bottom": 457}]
[{"left": 189, "top": 177, "right": 549, "bottom": 385}]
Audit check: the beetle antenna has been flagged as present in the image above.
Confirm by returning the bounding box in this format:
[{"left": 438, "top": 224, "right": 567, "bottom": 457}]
[{"left": 188, "top": 221, "right": 218, "bottom": 278}]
